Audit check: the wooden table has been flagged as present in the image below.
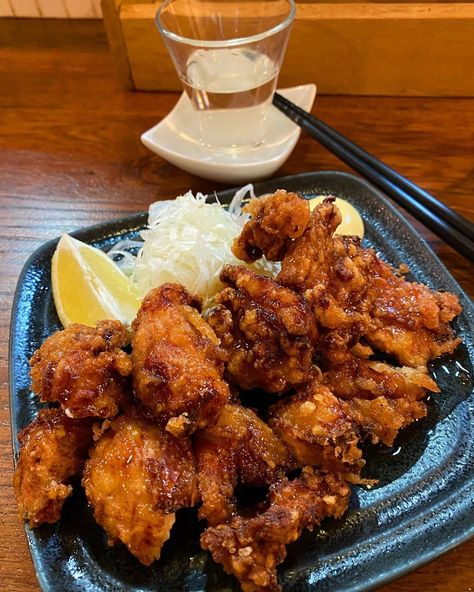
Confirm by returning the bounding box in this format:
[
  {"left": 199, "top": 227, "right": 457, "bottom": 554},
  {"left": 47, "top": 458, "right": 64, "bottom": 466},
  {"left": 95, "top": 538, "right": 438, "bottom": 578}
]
[{"left": 0, "top": 19, "right": 473, "bottom": 592}]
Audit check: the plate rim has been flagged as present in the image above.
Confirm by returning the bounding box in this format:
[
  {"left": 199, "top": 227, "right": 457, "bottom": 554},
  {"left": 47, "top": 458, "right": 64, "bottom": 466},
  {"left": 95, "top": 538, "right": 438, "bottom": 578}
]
[{"left": 9, "top": 170, "right": 474, "bottom": 592}]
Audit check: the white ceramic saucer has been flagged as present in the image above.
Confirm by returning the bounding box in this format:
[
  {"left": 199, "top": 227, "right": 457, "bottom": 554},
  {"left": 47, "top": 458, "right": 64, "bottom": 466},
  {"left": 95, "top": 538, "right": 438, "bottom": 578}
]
[{"left": 141, "top": 84, "right": 316, "bottom": 184}]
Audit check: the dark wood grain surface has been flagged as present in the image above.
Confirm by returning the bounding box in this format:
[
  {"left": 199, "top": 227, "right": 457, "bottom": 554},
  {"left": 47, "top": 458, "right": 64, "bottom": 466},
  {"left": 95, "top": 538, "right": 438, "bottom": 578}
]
[{"left": 0, "top": 18, "right": 473, "bottom": 592}]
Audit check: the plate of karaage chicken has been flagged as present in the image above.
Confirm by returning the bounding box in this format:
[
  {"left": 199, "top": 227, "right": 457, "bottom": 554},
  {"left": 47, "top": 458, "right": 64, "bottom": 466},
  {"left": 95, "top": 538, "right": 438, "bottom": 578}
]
[{"left": 10, "top": 171, "right": 474, "bottom": 592}]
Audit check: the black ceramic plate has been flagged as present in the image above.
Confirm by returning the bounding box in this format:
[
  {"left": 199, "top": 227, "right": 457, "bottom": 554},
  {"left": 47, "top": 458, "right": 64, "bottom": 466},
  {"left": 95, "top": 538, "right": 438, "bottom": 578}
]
[{"left": 10, "top": 171, "right": 474, "bottom": 592}]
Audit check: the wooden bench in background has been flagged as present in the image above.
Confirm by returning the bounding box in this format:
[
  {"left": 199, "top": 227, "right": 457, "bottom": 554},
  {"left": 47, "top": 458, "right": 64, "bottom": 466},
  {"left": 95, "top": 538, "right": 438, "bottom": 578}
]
[{"left": 102, "top": 1, "right": 474, "bottom": 96}]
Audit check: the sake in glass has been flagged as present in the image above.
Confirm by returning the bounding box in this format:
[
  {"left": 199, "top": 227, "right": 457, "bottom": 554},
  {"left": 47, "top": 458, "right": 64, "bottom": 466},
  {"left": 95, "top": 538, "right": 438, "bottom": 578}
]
[{"left": 156, "top": 0, "right": 295, "bottom": 151}]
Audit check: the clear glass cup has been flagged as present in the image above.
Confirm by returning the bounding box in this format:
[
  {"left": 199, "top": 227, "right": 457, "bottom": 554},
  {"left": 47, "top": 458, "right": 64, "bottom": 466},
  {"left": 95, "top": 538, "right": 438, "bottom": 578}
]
[{"left": 156, "top": 0, "right": 296, "bottom": 151}]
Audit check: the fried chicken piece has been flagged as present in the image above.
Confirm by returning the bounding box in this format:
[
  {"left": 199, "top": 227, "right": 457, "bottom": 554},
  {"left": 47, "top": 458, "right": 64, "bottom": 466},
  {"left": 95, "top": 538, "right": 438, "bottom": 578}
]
[
  {"left": 232, "top": 189, "right": 311, "bottom": 263},
  {"left": 342, "top": 396, "right": 427, "bottom": 447},
  {"left": 131, "top": 284, "right": 229, "bottom": 437},
  {"left": 235, "top": 194, "right": 461, "bottom": 366},
  {"left": 83, "top": 407, "right": 198, "bottom": 565},
  {"left": 269, "top": 383, "right": 365, "bottom": 483},
  {"left": 195, "top": 403, "right": 291, "bottom": 526},
  {"left": 13, "top": 408, "right": 92, "bottom": 527},
  {"left": 236, "top": 197, "right": 376, "bottom": 363},
  {"left": 201, "top": 467, "right": 350, "bottom": 592},
  {"left": 278, "top": 198, "right": 365, "bottom": 295},
  {"left": 237, "top": 197, "right": 371, "bottom": 334},
  {"left": 281, "top": 202, "right": 461, "bottom": 366},
  {"left": 29, "top": 320, "right": 132, "bottom": 419},
  {"left": 276, "top": 202, "right": 383, "bottom": 363},
  {"left": 365, "top": 277, "right": 462, "bottom": 366},
  {"left": 208, "top": 265, "right": 318, "bottom": 393},
  {"left": 322, "top": 357, "right": 439, "bottom": 401},
  {"left": 270, "top": 362, "right": 431, "bottom": 475}
]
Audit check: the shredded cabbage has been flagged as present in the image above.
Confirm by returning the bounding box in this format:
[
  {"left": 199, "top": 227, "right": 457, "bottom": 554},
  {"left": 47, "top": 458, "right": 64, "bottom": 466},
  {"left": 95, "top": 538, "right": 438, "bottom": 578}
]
[
  {"left": 107, "top": 239, "right": 142, "bottom": 277},
  {"left": 112, "top": 187, "right": 278, "bottom": 304}
]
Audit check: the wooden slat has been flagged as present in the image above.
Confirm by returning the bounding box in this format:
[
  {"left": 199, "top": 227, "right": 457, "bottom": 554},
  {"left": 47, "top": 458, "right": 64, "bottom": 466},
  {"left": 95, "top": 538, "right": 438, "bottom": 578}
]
[
  {"left": 0, "top": 0, "right": 14, "bottom": 16},
  {"left": 299, "top": 0, "right": 469, "bottom": 2},
  {"left": 114, "top": 2, "right": 474, "bottom": 96},
  {"left": 38, "top": 0, "right": 67, "bottom": 17},
  {"left": 10, "top": 0, "right": 40, "bottom": 17},
  {"left": 63, "top": 0, "right": 95, "bottom": 17},
  {"left": 101, "top": 0, "right": 134, "bottom": 88},
  {"left": 91, "top": 0, "right": 102, "bottom": 17}
]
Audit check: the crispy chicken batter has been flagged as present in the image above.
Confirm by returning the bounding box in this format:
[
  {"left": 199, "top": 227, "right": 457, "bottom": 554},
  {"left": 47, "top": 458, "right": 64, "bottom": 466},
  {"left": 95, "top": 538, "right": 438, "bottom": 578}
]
[
  {"left": 322, "top": 357, "right": 439, "bottom": 401},
  {"left": 13, "top": 408, "right": 92, "bottom": 527},
  {"left": 232, "top": 189, "right": 311, "bottom": 263},
  {"left": 207, "top": 265, "right": 318, "bottom": 393},
  {"left": 131, "top": 284, "right": 229, "bottom": 437},
  {"left": 269, "top": 383, "right": 365, "bottom": 483},
  {"left": 366, "top": 277, "right": 462, "bottom": 367},
  {"left": 286, "top": 201, "right": 461, "bottom": 366},
  {"left": 233, "top": 193, "right": 462, "bottom": 367},
  {"left": 14, "top": 188, "right": 464, "bottom": 588},
  {"left": 201, "top": 467, "right": 350, "bottom": 592},
  {"left": 234, "top": 195, "right": 376, "bottom": 363},
  {"left": 29, "top": 320, "right": 132, "bottom": 419},
  {"left": 83, "top": 407, "right": 198, "bottom": 565},
  {"left": 195, "top": 403, "right": 291, "bottom": 526},
  {"left": 342, "top": 397, "right": 427, "bottom": 447},
  {"left": 270, "top": 372, "right": 428, "bottom": 461}
]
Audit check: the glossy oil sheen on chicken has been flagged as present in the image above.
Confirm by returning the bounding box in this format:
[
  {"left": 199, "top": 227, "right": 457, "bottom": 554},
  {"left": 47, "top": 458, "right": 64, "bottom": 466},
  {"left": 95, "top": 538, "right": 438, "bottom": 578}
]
[
  {"left": 208, "top": 265, "right": 318, "bottom": 393},
  {"left": 195, "top": 402, "right": 291, "bottom": 526},
  {"left": 82, "top": 406, "right": 198, "bottom": 565},
  {"left": 131, "top": 283, "right": 230, "bottom": 436},
  {"left": 29, "top": 320, "right": 132, "bottom": 419},
  {"left": 201, "top": 467, "right": 350, "bottom": 592},
  {"left": 13, "top": 188, "right": 463, "bottom": 592},
  {"left": 13, "top": 408, "right": 92, "bottom": 526},
  {"left": 234, "top": 192, "right": 461, "bottom": 368}
]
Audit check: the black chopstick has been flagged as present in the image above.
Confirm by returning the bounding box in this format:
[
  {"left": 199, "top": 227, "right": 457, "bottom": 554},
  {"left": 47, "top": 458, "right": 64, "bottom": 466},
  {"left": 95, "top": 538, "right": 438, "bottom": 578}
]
[
  {"left": 274, "top": 93, "right": 474, "bottom": 239},
  {"left": 273, "top": 92, "right": 474, "bottom": 262}
]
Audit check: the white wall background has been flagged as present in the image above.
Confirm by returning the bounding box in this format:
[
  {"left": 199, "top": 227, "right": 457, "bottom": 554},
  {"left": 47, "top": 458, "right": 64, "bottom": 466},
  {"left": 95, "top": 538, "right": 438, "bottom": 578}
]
[{"left": 0, "top": 0, "right": 103, "bottom": 17}]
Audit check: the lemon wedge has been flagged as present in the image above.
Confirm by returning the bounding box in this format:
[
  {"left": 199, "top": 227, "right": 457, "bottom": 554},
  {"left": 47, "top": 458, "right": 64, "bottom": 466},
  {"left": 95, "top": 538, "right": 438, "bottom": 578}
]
[
  {"left": 309, "top": 196, "right": 364, "bottom": 238},
  {"left": 51, "top": 234, "right": 142, "bottom": 328}
]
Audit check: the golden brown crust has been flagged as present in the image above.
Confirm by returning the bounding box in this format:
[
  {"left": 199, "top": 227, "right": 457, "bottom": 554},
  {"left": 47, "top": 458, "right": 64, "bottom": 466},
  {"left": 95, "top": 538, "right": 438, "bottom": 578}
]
[
  {"left": 269, "top": 384, "right": 366, "bottom": 483},
  {"left": 201, "top": 468, "right": 350, "bottom": 592},
  {"left": 342, "top": 397, "right": 428, "bottom": 447},
  {"left": 13, "top": 408, "right": 92, "bottom": 527},
  {"left": 208, "top": 265, "right": 318, "bottom": 393},
  {"left": 82, "top": 407, "right": 198, "bottom": 565},
  {"left": 270, "top": 368, "right": 431, "bottom": 469},
  {"left": 232, "top": 190, "right": 311, "bottom": 263},
  {"left": 14, "top": 191, "right": 463, "bottom": 583},
  {"left": 322, "top": 357, "right": 439, "bottom": 401},
  {"left": 29, "top": 320, "right": 132, "bottom": 419},
  {"left": 131, "top": 284, "right": 230, "bottom": 436},
  {"left": 364, "top": 264, "right": 462, "bottom": 366},
  {"left": 236, "top": 196, "right": 462, "bottom": 367},
  {"left": 195, "top": 403, "right": 291, "bottom": 526}
]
